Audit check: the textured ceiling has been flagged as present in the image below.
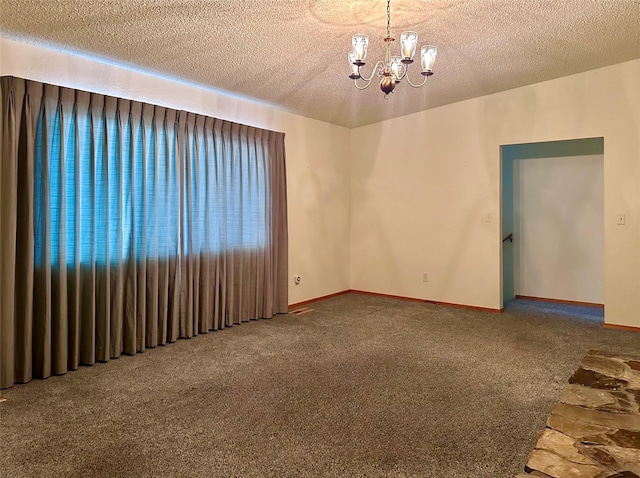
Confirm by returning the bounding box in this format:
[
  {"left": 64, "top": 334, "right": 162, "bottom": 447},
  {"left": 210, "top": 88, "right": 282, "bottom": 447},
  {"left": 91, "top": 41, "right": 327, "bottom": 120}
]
[{"left": 1, "top": 0, "right": 639, "bottom": 128}]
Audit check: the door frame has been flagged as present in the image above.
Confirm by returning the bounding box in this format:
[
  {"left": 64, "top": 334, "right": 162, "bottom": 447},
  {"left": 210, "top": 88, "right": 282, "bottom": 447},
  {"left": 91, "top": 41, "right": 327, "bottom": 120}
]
[{"left": 500, "top": 137, "right": 605, "bottom": 310}]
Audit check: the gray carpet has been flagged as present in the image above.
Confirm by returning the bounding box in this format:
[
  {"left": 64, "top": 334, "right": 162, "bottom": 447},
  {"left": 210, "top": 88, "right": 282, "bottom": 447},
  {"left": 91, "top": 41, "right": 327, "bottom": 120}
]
[{"left": 1, "top": 293, "right": 639, "bottom": 478}]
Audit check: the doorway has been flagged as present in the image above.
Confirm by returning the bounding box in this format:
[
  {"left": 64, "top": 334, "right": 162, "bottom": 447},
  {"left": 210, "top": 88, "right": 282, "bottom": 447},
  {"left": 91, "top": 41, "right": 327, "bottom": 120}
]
[{"left": 500, "top": 137, "right": 605, "bottom": 313}]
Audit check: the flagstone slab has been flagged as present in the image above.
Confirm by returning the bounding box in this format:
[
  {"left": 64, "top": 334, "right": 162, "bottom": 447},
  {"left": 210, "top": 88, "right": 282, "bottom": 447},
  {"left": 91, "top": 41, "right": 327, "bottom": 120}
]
[
  {"left": 547, "top": 413, "right": 611, "bottom": 438},
  {"left": 589, "top": 350, "right": 640, "bottom": 362},
  {"left": 525, "top": 449, "right": 603, "bottom": 478},
  {"left": 551, "top": 403, "right": 640, "bottom": 431},
  {"left": 566, "top": 388, "right": 638, "bottom": 415},
  {"left": 622, "top": 369, "right": 640, "bottom": 389},
  {"left": 569, "top": 368, "right": 629, "bottom": 391},
  {"left": 609, "top": 430, "right": 640, "bottom": 449},
  {"left": 560, "top": 384, "right": 618, "bottom": 408},
  {"left": 581, "top": 355, "right": 627, "bottom": 378},
  {"left": 579, "top": 430, "right": 640, "bottom": 450},
  {"left": 535, "top": 429, "right": 598, "bottom": 465},
  {"left": 518, "top": 351, "right": 640, "bottom": 478},
  {"left": 599, "top": 446, "right": 640, "bottom": 474},
  {"left": 578, "top": 444, "right": 619, "bottom": 468}
]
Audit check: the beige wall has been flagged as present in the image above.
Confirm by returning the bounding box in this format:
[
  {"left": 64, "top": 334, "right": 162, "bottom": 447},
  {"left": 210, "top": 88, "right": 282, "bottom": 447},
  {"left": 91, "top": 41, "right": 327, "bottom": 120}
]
[
  {"left": 0, "top": 38, "right": 352, "bottom": 306},
  {"left": 350, "top": 59, "right": 640, "bottom": 327},
  {"left": 3, "top": 38, "right": 639, "bottom": 327}
]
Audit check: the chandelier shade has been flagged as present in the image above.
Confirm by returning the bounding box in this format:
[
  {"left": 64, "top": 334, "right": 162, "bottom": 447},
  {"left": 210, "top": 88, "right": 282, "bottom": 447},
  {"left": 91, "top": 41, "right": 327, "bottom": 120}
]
[
  {"left": 348, "top": 0, "right": 437, "bottom": 97},
  {"left": 400, "top": 31, "right": 418, "bottom": 61},
  {"left": 348, "top": 51, "right": 360, "bottom": 78},
  {"left": 352, "top": 34, "right": 369, "bottom": 63},
  {"left": 421, "top": 45, "right": 438, "bottom": 75},
  {"left": 390, "top": 56, "right": 404, "bottom": 82}
]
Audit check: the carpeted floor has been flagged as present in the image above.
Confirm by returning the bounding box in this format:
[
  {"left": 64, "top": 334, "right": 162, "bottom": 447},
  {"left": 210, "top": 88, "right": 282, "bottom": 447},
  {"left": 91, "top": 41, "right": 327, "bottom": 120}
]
[{"left": 1, "top": 293, "right": 639, "bottom": 478}]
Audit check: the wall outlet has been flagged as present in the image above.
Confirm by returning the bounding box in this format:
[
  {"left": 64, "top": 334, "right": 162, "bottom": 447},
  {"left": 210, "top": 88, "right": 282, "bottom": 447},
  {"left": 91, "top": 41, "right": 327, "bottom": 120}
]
[{"left": 422, "top": 273, "right": 429, "bottom": 282}]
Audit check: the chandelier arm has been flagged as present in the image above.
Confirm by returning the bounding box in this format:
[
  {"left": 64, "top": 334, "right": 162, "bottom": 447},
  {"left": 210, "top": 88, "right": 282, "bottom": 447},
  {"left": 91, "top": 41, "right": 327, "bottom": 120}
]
[
  {"left": 354, "top": 77, "right": 373, "bottom": 90},
  {"left": 358, "top": 61, "right": 386, "bottom": 82},
  {"left": 396, "top": 66, "right": 407, "bottom": 82},
  {"left": 405, "top": 73, "right": 429, "bottom": 88}
]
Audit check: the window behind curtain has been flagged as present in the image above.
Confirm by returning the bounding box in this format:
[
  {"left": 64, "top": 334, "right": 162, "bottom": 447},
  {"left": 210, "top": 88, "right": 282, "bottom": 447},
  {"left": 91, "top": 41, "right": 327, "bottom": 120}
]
[{"left": 34, "top": 101, "right": 266, "bottom": 266}]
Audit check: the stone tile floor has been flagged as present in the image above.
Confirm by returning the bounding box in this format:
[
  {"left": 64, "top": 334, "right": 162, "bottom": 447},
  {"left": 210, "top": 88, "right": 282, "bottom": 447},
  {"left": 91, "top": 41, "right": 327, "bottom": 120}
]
[{"left": 517, "top": 350, "right": 640, "bottom": 478}]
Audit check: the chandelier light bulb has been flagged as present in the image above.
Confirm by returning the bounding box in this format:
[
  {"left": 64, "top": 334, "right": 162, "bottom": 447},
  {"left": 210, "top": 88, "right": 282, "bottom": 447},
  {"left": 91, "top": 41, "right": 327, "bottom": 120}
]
[{"left": 352, "top": 34, "right": 369, "bottom": 63}]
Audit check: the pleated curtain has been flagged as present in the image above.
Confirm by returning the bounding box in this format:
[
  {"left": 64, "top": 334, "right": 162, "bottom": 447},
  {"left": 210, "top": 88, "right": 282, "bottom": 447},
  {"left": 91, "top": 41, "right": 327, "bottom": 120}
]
[{"left": 0, "top": 76, "right": 288, "bottom": 389}]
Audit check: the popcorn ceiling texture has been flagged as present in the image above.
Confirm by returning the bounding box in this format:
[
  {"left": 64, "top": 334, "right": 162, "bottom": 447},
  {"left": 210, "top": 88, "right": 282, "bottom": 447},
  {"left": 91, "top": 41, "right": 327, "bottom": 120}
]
[{"left": 1, "top": 0, "right": 639, "bottom": 128}]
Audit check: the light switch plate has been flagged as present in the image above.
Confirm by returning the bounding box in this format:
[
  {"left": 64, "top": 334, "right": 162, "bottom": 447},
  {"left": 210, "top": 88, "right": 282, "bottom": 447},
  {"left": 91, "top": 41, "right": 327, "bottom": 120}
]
[{"left": 617, "top": 214, "right": 626, "bottom": 225}]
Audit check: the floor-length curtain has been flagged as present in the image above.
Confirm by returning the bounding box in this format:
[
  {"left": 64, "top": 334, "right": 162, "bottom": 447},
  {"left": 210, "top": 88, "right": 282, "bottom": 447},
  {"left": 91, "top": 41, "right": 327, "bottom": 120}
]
[{"left": 0, "top": 76, "right": 288, "bottom": 389}]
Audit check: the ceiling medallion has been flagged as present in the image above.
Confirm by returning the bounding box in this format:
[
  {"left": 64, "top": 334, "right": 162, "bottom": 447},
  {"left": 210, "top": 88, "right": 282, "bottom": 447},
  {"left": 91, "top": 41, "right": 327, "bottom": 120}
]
[{"left": 348, "top": 0, "right": 437, "bottom": 98}]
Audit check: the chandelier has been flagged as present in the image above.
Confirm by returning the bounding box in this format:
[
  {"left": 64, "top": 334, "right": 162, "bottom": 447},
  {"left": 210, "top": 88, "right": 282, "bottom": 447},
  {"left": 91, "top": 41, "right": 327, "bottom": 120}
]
[{"left": 348, "top": 0, "right": 437, "bottom": 97}]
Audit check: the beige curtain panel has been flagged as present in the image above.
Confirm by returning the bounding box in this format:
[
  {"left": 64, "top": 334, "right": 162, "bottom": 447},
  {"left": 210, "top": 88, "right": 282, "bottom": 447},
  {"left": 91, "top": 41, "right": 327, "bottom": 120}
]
[{"left": 0, "top": 76, "right": 288, "bottom": 389}]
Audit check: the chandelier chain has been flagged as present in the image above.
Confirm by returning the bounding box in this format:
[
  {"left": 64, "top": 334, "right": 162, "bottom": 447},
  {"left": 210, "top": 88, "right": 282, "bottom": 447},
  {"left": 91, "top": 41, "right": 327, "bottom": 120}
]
[{"left": 386, "top": 0, "right": 391, "bottom": 38}]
